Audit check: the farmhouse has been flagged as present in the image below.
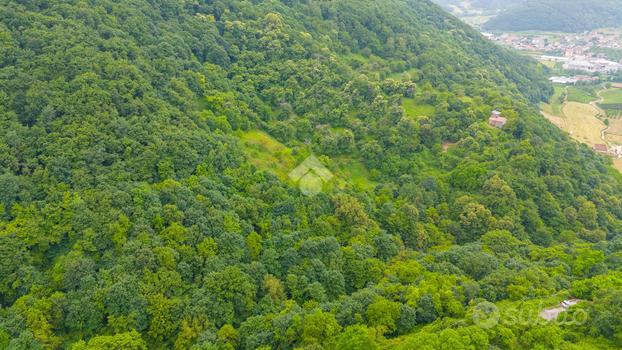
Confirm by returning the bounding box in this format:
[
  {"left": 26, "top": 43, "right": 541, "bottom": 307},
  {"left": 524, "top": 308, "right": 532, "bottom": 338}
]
[
  {"left": 594, "top": 144, "right": 609, "bottom": 154},
  {"left": 488, "top": 110, "right": 507, "bottom": 128}
]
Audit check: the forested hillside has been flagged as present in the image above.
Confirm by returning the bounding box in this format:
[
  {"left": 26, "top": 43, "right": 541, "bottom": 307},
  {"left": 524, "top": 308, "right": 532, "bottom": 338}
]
[{"left": 1, "top": 0, "right": 622, "bottom": 349}]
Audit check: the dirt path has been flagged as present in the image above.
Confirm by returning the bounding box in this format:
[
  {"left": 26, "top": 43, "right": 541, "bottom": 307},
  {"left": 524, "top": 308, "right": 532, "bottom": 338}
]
[
  {"left": 591, "top": 88, "right": 606, "bottom": 108},
  {"left": 591, "top": 88, "right": 610, "bottom": 146},
  {"left": 563, "top": 86, "right": 569, "bottom": 103}
]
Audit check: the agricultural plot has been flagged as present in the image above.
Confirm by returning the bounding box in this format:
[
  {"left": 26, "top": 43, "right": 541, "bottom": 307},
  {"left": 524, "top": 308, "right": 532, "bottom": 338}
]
[
  {"left": 602, "top": 88, "right": 622, "bottom": 104},
  {"left": 599, "top": 88, "right": 622, "bottom": 117},
  {"left": 541, "top": 86, "right": 615, "bottom": 150},
  {"left": 566, "top": 86, "right": 597, "bottom": 104},
  {"left": 606, "top": 134, "right": 622, "bottom": 145},
  {"left": 604, "top": 116, "right": 622, "bottom": 136},
  {"left": 561, "top": 102, "right": 605, "bottom": 147}
]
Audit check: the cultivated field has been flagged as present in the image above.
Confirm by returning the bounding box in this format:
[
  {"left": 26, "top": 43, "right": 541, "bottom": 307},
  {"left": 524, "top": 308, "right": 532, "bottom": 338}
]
[
  {"left": 602, "top": 88, "right": 622, "bottom": 104},
  {"left": 560, "top": 102, "right": 605, "bottom": 147},
  {"left": 542, "top": 85, "right": 622, "bottom": 174},
  {"left": 567, "top": 86, "right": 597, "bottom": 104},
  {"left": 599, "top": 87, "right": 622, "bottom": 118}
]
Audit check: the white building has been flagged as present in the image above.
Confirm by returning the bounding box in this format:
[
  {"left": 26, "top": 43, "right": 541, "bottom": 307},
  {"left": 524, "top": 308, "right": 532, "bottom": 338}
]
[
  {"left": 540, "top": 55, "right": 569, "bottom": 63},
  {"left": 563, "top": 58, "right": 621, "bottom": 73},
  {"left": 549, "top": 76, "right": 578, "bottom": 84}
]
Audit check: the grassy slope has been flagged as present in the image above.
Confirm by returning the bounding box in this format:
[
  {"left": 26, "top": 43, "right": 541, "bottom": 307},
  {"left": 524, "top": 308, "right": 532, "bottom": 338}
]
[
  {"left": 237, "top": 130, "right": 296, "bottom": 179},
  {"left": 237, "top": 130, "right": 377, "bottom": 191},
  {"left": 566, "top": 86, "right": 597, "bottom": 104},
  {"left": 562, "top": 102, "right": 605, "bottom": 146},
  {"left": 403, "top": 98, "right": 435, "bottom": 118}
]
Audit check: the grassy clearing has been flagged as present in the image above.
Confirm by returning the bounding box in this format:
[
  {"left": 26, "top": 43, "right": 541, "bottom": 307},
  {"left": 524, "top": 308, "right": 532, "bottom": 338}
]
[
  {"left": 442, "top": 141, "right": 457, "bottom": 153},
  {"left": 539, "top": 85, "right": 566, "bottom": 116},
  {"left": 238, "top": 130, "right": 377, "bottom": 192},
  {"left": 562, "top": 102, "right": 605, "bottom": 147},
  {"left": 566, "top": 86, "right": 597, "bottom": 104},
  {"left": 403, "top": 98, "right": 435, "bottom": 117},
  {"left": 238, "top": 130, "right": 296, "bottom": 178},
  {"left": 541, "top": 111, "right": 566, "bottom": 130},
  {"left": 387, "top": 68, "right": 418, "bottom": 81},
  {"left": 333, "top": 157, "right": 376, "bottom": 191}
]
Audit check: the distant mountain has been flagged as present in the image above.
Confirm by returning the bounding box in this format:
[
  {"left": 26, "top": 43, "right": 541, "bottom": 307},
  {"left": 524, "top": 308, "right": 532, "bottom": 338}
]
[
  {"left": 434, "top": 0, "right": 622, "bottom": 32},
  {"left": 484, "top": 0, "right": 622, "bottom": 32}
]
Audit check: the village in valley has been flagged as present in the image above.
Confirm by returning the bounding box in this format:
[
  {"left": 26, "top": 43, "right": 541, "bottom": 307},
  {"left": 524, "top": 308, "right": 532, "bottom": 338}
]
[{"left": 483, "top": 28, "right": 622, "bottom": 76}]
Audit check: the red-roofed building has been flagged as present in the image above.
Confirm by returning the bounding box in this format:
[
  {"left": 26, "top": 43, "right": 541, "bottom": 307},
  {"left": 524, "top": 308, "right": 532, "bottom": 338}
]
[
  {"left": 488, "top": 110, "right": 507, "bottom": 128},
  {"left": 593, "top": 144, "right": 608, "bottom": 153}
]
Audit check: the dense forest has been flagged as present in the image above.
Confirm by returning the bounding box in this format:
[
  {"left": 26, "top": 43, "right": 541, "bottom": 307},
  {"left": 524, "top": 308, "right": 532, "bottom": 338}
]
[
  {"left": 483, "top": 0, "right": 622, "bottom": 32},
  {"left": 1, "top": 0, "right": 622, "bottom": 349}
]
